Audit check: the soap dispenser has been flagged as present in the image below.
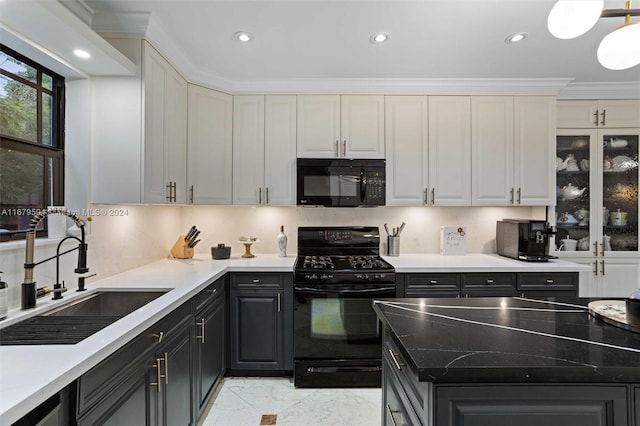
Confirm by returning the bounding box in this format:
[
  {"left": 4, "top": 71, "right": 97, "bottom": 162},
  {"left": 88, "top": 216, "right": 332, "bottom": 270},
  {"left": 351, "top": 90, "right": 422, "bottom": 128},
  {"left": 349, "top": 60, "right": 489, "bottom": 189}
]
[{"left": 0, "top": 271, "right": 8, "bottom": 320}]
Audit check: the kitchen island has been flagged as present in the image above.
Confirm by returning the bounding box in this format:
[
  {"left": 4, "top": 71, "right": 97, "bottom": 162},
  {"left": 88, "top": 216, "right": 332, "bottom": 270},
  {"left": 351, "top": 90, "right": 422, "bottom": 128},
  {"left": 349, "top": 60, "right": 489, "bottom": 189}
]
[{"left": 374, "top": 297, "right": 640, "bottom": 426}]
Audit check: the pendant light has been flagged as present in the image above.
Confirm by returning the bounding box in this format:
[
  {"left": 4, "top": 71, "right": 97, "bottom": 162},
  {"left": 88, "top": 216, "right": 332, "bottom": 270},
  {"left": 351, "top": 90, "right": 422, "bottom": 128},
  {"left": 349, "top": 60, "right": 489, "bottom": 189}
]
[
  {"left": 597, "top": 2, "right": 640, "bottom": 69},
  {"left": 547, "top": 0, "right": 604, "bottom": 39},
  {"left": 548, "top": 0, "right": 640, "bottom": 70}
]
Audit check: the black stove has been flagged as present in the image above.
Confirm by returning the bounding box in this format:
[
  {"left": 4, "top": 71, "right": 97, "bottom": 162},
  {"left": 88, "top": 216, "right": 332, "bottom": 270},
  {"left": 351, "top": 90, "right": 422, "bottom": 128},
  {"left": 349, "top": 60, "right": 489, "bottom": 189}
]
[
  {"left": 294, "top": 227, "right": 395, "bottom": 284},
  {"left": 293, "top": 226, "right": 396, "bottom": 388}
]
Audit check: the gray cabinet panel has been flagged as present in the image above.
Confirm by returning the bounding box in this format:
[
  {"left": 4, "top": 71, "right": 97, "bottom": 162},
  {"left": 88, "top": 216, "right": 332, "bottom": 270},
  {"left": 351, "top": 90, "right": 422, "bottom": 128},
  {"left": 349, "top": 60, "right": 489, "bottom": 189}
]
[
  {"left": 436, "top": 385, "right": 629, "bottom": 426},
  {"left": 195, "top": 292, "right": 225, "bottom": 417},
  {"left": 461, "top": 273, "right": 517, "bottom": 296},
  {"left": 159, "top": 328, "right": 193, "bottom": 426}
]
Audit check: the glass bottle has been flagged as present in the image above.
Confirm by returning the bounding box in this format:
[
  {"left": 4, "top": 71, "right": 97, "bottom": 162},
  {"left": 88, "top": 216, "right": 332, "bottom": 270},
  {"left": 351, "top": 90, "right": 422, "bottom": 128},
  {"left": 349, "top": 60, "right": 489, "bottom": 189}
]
[{"left": 277, "top": 225, "right": 287, "bottom": 257}]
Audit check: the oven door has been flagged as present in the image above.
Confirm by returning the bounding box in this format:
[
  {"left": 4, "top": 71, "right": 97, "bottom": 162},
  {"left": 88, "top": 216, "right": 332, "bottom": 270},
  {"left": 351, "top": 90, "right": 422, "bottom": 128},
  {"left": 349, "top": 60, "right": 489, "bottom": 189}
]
[{"left": 293, "top": 283, "right": 395, "bottom": 387}]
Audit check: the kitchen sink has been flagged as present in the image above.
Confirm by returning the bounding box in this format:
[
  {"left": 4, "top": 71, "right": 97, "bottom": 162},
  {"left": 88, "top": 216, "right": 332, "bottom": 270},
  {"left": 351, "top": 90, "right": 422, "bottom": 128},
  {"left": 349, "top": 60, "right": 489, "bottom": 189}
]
[
  {"left": 45, "top": 290, "right": 169, "bottom": 317},
  {"left": 0, "top": 289, "right": 169, "bottom": 345}
]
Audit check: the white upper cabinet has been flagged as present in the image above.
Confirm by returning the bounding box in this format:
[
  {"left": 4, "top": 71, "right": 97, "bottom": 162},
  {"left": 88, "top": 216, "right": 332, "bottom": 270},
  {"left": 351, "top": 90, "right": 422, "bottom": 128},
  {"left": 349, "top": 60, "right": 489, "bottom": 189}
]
[
  {"left": 557, "top": 100, "right": 640, "bottom": 129},
  {"left": 385, "top": 96, "right": 429, "bottom": 206},
  {"left": 233, "top": 95, "right": 297, "bottom": 205},
  {"left": 264, "top": 95, "right": 297, "bottom": 205},
  {"left": 297, "top": 95, "right": 384, "bottom": 158},
  {"left": 142, "top": 41, "right": 187, "bottom": 204},
  {"left": 514, "top": 96, "right": 556, "bottom": 205},
  {"left": 471, "top": 96, "right": 555, "bottom": 206},
  {"left": 471, "top": 96, "right": 514, "bottom": 206},
  {"left": 427, "top": 96, "right": 472, "bottom": 206},
  {"left": 187, "top": 84, "right": 233, "bottom": 205},
  {"left": 92, "top": 38, "right": 187, "bottom": 204}
]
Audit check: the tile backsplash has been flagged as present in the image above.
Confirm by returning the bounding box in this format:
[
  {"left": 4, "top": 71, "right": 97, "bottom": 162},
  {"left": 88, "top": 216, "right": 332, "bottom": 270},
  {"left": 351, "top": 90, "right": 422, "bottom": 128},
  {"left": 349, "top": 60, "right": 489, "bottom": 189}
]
[{"left": 0, "top": 204, "right": 545, "bottom": 311}]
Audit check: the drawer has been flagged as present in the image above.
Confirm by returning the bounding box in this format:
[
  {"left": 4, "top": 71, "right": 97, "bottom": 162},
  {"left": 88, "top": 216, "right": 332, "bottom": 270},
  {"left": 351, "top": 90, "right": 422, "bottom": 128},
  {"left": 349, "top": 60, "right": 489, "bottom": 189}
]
[
  {"left": 517, "top": 273, "right": 578, "bottom": 292},
  {"left": 231, "top": 273, "right": 284, "bottom": 289},
  {"left": 384, "top": 357, "right": 423, "bottom": 426},
  {"left": 405, "top": 274, "right": 460, "bottom": 293},
  {"left": 461, "top": 273, "right": 517, "bottom": 296},
  {"left": 77, "top": 300, "right": 192, "bottom": 416},
  {"left": 193, "top": 276, "right": 225, "bottom": 314}
]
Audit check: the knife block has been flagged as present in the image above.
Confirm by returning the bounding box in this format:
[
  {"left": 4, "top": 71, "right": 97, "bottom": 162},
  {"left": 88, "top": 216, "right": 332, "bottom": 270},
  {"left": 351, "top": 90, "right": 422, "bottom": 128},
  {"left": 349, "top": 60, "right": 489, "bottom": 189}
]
[{"left": 170, "top": 235, "right": 194, "bottom": 259}]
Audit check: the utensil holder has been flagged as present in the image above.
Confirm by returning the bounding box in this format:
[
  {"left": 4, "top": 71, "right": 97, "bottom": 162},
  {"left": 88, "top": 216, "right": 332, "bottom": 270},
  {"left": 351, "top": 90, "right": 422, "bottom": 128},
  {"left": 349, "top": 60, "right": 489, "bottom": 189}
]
[
  {"left": 211, "top": 244, "right": 231, "bottom": 260},
  {"left": 387, "top": 236, "right": 400, "bottom": 256},
  {"left": 170, "top": 234, "right": 194, "bottom": 259}
]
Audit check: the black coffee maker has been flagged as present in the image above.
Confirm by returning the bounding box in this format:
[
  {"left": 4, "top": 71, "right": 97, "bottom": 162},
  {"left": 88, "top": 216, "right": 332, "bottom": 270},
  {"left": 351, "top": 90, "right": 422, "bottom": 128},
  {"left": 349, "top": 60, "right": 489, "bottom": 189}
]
[{"left": 496, "top": 219, "right": 556, "bottom": 262}]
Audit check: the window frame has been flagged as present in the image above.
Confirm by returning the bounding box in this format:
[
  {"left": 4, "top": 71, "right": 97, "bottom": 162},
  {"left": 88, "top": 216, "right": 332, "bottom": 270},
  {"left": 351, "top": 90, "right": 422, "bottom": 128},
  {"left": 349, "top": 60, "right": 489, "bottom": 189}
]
[{"left": 0, "top": 44, "right": 65, "bottom": 242}]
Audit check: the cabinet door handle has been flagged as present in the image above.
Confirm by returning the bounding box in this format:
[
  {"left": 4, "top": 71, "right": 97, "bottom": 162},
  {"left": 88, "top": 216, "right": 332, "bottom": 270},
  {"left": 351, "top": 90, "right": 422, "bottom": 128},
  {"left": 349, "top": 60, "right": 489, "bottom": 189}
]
[
  {"left": 166, "top": 182, "right": 173, "bottom": 202},
  {"left": 510, "top": 188, "right": 514, "bottom": 204},
  {"left": 259, "top": 187, "right": 262, "bottom": 204},
  {"left": 151, "top": 357, "right": 165, "bottom": 392},
  {"left": 517, "top": 188, "right": 521, "bottom": 204},
  {"left": 388, "top": 349, "right": 404, "bottom": 371},
  {"left": 173, "top": 182, "right": 177, "bottom": 202},
  {"left": 431, "top": 188, "right": 435, "bottom": 205},
  {"left": 266, "top": 187, "right": 269, "bottom": 205},
  {"left": 342, "top": 140, "right": 346, "bottom": 157},
  {"left": 196, "top": 318, "right": 205, "bottom": 343},
  {"left": 600, "top": 240, "right": 605, "bottom": 257},
  {"left": 600, "top": 109, "right": 606, "bottom": 126},
  {"left": 593, "top": 260, "right": 598, "bottom": 276},
  {"left": 277, "top": 292, "right": 281, "bottom": 313},
  {"left": 600, "top": 260, "right": 605, "bottom": 276},
  {"left": 593, "top": 241, "right": 599, "bottom": 256},
  {"left": 386, "top": 404, "right": 400, "bottom": 426},
  {"left": 424, "top": 188, "right": 428, "bottom": 205},
  {"left": 335, "top": 140, "right": 339, "bottom": 157},
  {"left": 593, "top": 109, "right": 599, "bottom": 126},
  {"left": 189, "top": 185, "right": 194, "bottom": 204},
  {"left": 163, "top": 352, "right": 169, "bottom": 384}
]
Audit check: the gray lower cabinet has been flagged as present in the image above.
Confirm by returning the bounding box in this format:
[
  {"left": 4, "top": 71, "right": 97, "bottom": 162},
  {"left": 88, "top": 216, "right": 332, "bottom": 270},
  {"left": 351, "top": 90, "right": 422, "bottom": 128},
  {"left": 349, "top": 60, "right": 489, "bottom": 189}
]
[
  {"left": 229, "top": 273, "right": 293, "bottom": 372},
  {"left": 399, "top": 272, "right": 578, "bottom": 298},
  {"left": 381, "top": 327, "right": 635, "bottom": 426},
  {"left": 194, "top": 283, "right": 225, "bottom": 418}
]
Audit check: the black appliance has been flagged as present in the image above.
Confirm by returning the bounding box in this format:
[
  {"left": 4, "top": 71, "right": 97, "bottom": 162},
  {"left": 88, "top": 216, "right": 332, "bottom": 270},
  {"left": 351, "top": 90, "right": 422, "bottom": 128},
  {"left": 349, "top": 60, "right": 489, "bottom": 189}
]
[
  {"left": 296, "top": 158, "right": 385, "bottom": 207},
  {"left": 293, "top": 226, "right": 396, "bottom": 388},
  {"left": 496, "top": 219, "right": 556, "bottom": 262}
]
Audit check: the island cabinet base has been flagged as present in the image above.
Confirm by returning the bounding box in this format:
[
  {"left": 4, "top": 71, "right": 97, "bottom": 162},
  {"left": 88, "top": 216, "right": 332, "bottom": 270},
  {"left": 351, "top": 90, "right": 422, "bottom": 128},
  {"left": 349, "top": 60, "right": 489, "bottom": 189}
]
[{"left": 382, "top": 328, "right": 638, "bottom": 426}]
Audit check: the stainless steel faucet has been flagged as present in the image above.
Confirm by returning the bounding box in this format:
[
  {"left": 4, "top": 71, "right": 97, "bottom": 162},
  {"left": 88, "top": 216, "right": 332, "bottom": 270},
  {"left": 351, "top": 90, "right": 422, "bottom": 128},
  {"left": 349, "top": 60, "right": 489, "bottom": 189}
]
[{"left": 21, "top": 208, "right": 89, "bottom": 309}]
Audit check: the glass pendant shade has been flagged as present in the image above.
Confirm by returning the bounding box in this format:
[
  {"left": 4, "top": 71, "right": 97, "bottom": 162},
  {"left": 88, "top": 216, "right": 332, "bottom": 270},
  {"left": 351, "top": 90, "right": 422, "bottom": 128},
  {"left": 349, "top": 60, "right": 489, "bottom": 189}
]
[
  {"left": 547, "top": 0, "right": 604, "bottom": 39},
  {"left": 597, "top": 20, "right": 640, "bottom": 69}
]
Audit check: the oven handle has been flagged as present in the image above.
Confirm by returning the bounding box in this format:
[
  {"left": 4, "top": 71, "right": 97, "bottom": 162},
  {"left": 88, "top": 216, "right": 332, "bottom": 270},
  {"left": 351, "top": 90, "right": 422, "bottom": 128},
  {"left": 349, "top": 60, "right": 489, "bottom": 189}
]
[{"left": 294, "top": 286, "right": 396, "bottom": 295}]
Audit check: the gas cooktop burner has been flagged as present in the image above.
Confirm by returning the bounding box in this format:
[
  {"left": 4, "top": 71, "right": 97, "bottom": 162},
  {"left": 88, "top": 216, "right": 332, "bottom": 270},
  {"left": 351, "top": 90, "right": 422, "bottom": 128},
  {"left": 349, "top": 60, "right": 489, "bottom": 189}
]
[
  {"left": 303, "top": 255, "right": 334, "bottom": 269},
  {"left": 349, "top": 255, "right": 386, "bottom": 269}
]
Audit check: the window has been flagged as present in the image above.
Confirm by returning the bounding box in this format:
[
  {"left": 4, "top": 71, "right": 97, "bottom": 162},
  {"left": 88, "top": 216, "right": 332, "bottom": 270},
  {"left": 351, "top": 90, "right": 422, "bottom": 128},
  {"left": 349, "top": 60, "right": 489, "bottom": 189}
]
[{"left": 0, "top": 45, "right": 65, "bottom": 241}]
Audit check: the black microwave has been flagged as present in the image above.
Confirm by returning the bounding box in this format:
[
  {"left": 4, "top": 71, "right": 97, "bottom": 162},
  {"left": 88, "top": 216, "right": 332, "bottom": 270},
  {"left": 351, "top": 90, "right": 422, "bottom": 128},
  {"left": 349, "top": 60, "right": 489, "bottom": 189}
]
[{"left": 296, "top": 158, "right": 385, "bottom": 207}]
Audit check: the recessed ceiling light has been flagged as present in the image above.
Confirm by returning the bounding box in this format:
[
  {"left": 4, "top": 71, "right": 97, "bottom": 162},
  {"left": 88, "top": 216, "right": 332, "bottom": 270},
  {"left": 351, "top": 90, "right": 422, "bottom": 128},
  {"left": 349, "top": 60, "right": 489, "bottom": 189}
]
[
  {"left": 505, "top": 32, "right": 528, "bottom": 44},
  {"left": 234, "top": 32, "right": 253, "bottom": 42},
  {"left": 73, "top": 49, "right": 91, "bottom": 59},
  {"left": 370, "top": 32, "right": 391, "bottom": 44}
]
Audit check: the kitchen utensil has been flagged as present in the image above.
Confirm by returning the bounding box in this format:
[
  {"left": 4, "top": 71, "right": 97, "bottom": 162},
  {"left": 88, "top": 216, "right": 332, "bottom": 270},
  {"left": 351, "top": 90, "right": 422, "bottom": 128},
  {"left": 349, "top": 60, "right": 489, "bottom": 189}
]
[
  {"left": 384, "top": 223, "right": 390, "bottom": 235},
  {"left": 579, "top": 159, "right": 590, "bottom": 171},
  {"left": 558, "top": 237, "right": 577, "bottom": 251},
  {"left": 185, "top": 226, "right": 197, "bottom": 241},
  {"left": 398, "top": 222, "right": 406, "bottom": 235},
  {"left": 387, "top": 236, "right": 400, "bottom": 256},
  {"left": 211, "top": 244, "right": 231, "bottom": 259},
  {"left": 610, "top": 209, "right": 628, "bottom": 226},
  {"left": 610, "top": 138, "right": 629, "bottom": 148},
  {"left": 572, "top": 138, "right": 588, "bottom": 148},
  {"left": 560, "top": 183, "right": 586, "bottom": 200},
  {"left": 170, "top": 234, "right": 194, "bottom": 259},
  {"left": 188, "top": 239, "right": 200, "bottom": 248}
]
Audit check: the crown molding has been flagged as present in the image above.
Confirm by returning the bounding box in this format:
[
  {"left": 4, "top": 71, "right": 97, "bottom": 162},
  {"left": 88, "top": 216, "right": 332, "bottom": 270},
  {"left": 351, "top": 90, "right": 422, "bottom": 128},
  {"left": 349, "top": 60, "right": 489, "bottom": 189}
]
[
  {"left": 557, "top": 82, "right": 640, "bottom": 100},
  {"left": 91, "top": 11, "right": 150, "bottom": 34},
  {"left": 59, "top": 0, "right": 94, "bottom": 26}
]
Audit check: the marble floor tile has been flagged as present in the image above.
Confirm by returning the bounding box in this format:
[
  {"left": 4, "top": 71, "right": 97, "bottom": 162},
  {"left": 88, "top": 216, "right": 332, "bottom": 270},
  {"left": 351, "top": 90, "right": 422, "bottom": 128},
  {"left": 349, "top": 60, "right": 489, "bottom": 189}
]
[{"left": 200, "top": 377, "right": 381, "bottom": 426}]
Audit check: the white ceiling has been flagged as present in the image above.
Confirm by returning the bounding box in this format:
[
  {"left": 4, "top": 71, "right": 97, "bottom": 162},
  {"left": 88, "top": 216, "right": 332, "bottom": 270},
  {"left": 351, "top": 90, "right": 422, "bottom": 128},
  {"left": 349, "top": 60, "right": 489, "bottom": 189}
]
[{"left": 81, "top": 0, "right": 640, "bottom": 90}]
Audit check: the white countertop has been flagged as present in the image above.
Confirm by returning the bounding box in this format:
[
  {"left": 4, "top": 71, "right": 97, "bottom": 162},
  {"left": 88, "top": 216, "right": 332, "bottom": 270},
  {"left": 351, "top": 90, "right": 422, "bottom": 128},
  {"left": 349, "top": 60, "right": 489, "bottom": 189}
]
[{"left": 0, "top": 253, "right": 588, "bottom": 424}]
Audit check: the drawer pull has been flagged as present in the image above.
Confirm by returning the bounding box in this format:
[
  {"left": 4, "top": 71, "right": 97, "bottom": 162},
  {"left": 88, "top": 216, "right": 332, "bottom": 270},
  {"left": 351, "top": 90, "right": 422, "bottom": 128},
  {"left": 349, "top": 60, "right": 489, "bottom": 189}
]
[
  {"left": 163, "top": 352, "right": 169, "bottom": 384},
  {"left": 151, "top": 357, "right": 166, "bottom": 392},
  {"left": 207, "top": 288, "right": 218, "bottom": 294},
  {"left": 388, "top": 349, "right": 404, "bottom": 371},
  {"left": 196, "top": 318, "right": 205, "bottom": 343},
  {"left": 252, "top": 278, "right": 260, "bottom": 283},
  {"left": 429, "top": 280, "right": 438, "bottom": 284},
  {"left": 386, "top": 404, "right": 400, "bottom": 426},
  {"left": 485, "top": 279, "right": 494, "bottom": 284},
  {"left": 153, "top": 332, "right": 164, "bottom": 343},
  {"left": 545, "top": 279, "right": 554, "bottom": 284}
]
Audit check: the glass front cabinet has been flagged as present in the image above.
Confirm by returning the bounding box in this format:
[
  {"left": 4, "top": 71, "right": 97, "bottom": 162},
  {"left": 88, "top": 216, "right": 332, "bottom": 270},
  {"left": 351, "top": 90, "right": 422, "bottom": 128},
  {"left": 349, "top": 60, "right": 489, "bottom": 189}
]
[{"left": 552, "top": 128, "right": 640, "bottom": 297}]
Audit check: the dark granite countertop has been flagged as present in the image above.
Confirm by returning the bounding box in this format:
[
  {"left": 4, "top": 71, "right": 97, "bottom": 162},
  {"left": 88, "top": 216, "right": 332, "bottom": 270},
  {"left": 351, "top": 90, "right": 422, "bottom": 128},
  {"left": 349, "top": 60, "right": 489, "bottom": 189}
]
[{"left": 373, "top": 297, "right": 640, "bottom": 384}]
